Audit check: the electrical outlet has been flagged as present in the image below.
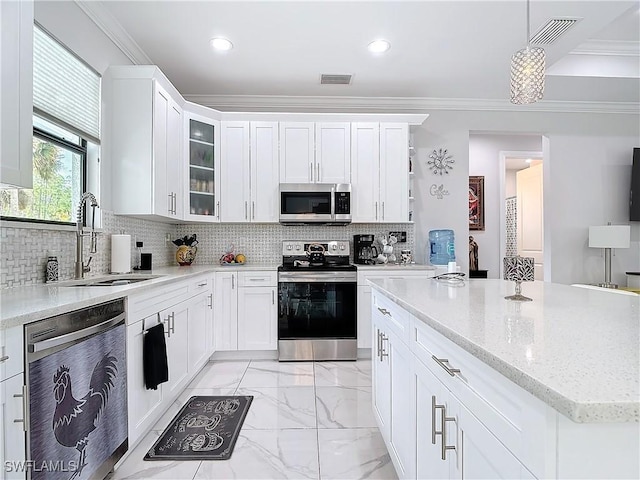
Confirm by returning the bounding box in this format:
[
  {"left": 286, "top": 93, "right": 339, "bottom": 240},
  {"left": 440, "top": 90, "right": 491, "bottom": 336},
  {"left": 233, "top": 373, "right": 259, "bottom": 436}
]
[{"left": 388, "top": 231, "right": 407, "bottom": 243}]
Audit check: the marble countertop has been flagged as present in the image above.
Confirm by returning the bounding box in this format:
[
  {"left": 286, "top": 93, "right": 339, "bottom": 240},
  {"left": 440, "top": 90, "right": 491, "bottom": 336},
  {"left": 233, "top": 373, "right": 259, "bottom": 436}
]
[
  {"left": 369, "top": 278, "right": 639, "bottom": 423},
  {"left": 0, "top": 264, "right": 277, "bottom": 329}
]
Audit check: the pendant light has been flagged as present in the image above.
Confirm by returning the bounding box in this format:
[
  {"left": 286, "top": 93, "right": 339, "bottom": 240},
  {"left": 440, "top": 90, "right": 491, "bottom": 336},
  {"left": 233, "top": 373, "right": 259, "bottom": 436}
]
[{"left": 510, "top": 0, "right": 545, "bottom": 104}]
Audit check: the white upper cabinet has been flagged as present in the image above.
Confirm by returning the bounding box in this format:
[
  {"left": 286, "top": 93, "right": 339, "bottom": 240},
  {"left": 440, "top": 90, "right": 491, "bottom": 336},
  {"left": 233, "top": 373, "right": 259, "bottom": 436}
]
[
  {"left": 250, "top": 122, "right": 279, "bottom": 222},
  {"left": 183, "top": 110, "right": 221, "bottom": 222},
  {"left": 315, "top": 122, "right": 351, "bottom": 183},
  {"left": 279, "top": 122, "right": 315, "bottom": 183},
  {"left": 351, "top": 123, "right": 381, "bottom": 222},
  {"left": 219, "top": 121, "right": 279, "bottom": 223},
  {"left": 220, "top": 121, "right": 250, "bottom": 222},
  {"left": 107, "top": 67, "right": 183, "bottom": 221},
  {"left": 379, "top": 123, "right": 409, "bottom": 222},
  {"left": 0, "top": 0, "right": 33, "bottom": 188},
  {"left": 351, "top": 122, "right": 409, "bottom": 222},
  {"left": 279, "top": 122, "right": 350, "bottom": 184}
]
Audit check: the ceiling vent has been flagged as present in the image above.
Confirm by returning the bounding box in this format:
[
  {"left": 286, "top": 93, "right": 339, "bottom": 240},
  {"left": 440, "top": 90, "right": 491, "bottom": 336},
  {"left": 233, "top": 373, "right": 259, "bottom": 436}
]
[
  {"left": 320, "top": 74, "right": 352, "bottom": 85},
  {"left": 530, "top": 18, "right": 581, "bottom": 45}
]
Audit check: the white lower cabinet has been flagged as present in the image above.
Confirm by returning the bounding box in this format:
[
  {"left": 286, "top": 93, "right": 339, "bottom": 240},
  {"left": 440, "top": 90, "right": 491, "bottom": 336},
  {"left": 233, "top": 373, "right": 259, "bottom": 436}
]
[
  {"left": 372, "top": 289, "right": 537, "bottom": 480},
  {"left": 126, "top": 317, "right": 164, "bottom": 446},
  {"left": 188, "top": 290, "right": 214, "bottom": 374},
  {"left": 372, "top": 294, "right": 415, "bottom": 479},
  {"left": 357, "top": 267, "right": 434, "bottom": 349},
  {"left": 1, "top": 374, "right": 26, "bottom": 480},
  {"left": 126, "top": 276, "right": 214, "bottom": 447},
  {"left": 214, "top": 271, "right": 239, "bottom": 351},
  {"left": 214, "top": 270, "right": 278, "bottom": 352},
  {"left": 238, "top": 286, "right": 277, "bottom": 350}
]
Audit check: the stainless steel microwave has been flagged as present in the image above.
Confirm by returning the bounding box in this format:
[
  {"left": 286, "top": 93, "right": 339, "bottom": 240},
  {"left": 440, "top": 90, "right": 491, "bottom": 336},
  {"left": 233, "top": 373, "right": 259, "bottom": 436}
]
[{"left": 279, "top": 183, "right": 352, "bottom": 225}]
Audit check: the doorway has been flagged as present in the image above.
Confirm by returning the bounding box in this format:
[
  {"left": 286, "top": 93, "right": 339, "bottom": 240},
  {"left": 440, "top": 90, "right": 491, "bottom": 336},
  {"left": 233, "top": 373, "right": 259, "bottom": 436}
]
[{"left": 499, "top": 151, "right": 544, "bottom": 280}]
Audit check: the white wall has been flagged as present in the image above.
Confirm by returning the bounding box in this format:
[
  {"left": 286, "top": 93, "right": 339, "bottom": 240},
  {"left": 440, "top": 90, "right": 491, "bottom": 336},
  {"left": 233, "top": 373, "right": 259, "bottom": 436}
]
[
  {"left": 546, "top": 135, "right": 639, "bottom": 286},
  {"left": 468, "top": 134, "right": 542, "bottom": 278},
  {"left": 413, "top": 110, "right": 639, "bottom": 285}
]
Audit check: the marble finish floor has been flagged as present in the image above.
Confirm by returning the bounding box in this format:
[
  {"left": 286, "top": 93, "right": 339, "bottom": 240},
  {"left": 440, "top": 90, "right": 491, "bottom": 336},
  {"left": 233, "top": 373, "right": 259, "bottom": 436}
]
[{"left": 111, "top": 360, "right": 397, "bottom": 480}]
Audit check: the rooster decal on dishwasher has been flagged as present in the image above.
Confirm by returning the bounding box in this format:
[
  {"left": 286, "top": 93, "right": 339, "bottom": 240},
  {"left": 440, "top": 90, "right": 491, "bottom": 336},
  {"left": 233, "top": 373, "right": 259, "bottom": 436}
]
[{"left": 52, "top": 354, "right": 118, "bottom": 479}]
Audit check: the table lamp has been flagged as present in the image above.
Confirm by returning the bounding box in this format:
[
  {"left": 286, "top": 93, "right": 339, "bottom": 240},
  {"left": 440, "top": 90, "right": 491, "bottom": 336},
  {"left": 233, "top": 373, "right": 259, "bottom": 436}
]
[
  {"left": 503, "top": 256, "right": 535, "bottom": 301},
  {"left": 588, "top": 225, "right": 631, "bottom": 289}
]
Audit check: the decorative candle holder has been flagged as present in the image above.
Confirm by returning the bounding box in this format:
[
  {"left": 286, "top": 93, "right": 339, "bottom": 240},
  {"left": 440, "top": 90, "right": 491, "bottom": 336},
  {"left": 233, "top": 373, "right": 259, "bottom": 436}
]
[{"left": 503, "top": 256, "right": 535, "bottom": 301}]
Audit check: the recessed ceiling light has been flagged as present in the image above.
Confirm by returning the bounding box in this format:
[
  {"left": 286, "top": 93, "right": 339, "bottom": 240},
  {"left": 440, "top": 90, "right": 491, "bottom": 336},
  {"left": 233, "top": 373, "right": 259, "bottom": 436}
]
[
  {"left": 368, "top": 39, "right": 390, "bottom": 53},
  {"left": 211, "top": 37, "right": 233, "bottom": 51}
]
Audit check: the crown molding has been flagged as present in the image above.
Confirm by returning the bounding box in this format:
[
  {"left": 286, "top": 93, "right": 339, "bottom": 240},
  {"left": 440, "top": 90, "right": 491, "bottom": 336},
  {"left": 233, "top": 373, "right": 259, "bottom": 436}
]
[
  {"left": 183, "top": 94, "right": 640, "bottom": 115},
  {"left": 572, "top": 40, "right": 640, "bottom": 57},
  {"left": 75, "top": 1, "right": 152, "bottom": 65}
]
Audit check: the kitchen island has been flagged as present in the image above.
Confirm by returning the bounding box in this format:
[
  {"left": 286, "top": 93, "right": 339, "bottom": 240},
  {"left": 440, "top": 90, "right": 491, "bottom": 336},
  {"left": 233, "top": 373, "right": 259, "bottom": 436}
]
[{"left": 369, "top": 277, "right": 639, "bottom": 479}]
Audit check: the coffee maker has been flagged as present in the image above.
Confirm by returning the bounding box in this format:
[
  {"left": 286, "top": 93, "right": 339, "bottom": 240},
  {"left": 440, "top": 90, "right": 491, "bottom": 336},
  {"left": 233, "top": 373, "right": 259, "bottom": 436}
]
[{"left": 354, "top": 234, "right": 378, "bottom": 265}]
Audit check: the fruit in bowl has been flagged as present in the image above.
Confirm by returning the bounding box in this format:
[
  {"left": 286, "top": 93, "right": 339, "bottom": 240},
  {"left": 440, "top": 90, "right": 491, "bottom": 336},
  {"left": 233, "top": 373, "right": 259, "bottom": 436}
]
[
  {"left": 235, "top": 253, "right": 246, "bottom": 264},
  {"left": 220, "top": 253, "right": 235, "bottom": 264}
]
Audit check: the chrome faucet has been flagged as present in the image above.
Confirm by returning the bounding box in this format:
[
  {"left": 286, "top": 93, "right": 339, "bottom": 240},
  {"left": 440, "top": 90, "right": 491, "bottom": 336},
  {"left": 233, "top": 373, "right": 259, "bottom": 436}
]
[{"left": 75, "top": 192, "right": 99, "bottom": 279}]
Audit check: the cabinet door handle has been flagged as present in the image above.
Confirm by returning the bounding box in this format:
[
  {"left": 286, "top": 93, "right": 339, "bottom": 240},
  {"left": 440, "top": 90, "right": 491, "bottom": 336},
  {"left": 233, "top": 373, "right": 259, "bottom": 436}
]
[
  {"left": 171, "top": 312, "right": 176, "bottom": 334},
  {"left": 245, "top": 201, "right": 248, "bottom": 220},
  {"left": 380, "top": 332, "right": 389, "bottom": 359},
  {"left": 13, "top": 385, "right": 29, "bottom": 432},
  {"left": 377, "top": 307, "right": 391, "bottom": 316},
  {"left": 207, "top": 294, "right": 213, "bottom": 309},
  {"left": 432, "top": 356, "right": 461, "bottom": 377},
  {"left": 0, "top": 355, "right": 9, "bottom": 363},
  {"left": 198, "top": 281, "right": 208, "bottom": 287},
  {"left": 231, "top": 275, "right": 235, "bottom": 289},
  {"left": 317, "top": 163, "right": 320, "bottom": 182},
  {"left": 440, "top": 405, "right": 456, "bottom": 460},
  {"left": 252, "top": 201, "right": 255, "bottom": 220},
  {"left": 432, "top": 395, "right": 444, "bottom": 445},
  {"left": 382, "top": 201, "right": 385, "bottom": 220},
  {"left": 272, "top": 290, "right": 275, "bottom": 305},
  {"left": 168, "top": 193, "right": 173, "bottom": 214},
  {"left": 173, "top": 192, "right": 177, "bottom": 214},
  {"left": 375, "top": 202, "right": 378, "bottom": 220},
  {"left": 376, "top": 329, "right": 382, "bottom": 361},
  {"left": 216, "top": 201, "right": 220, "bottom": 219},
  {"left": 310, "top": 162, "right": 314, "bottom": 182}
]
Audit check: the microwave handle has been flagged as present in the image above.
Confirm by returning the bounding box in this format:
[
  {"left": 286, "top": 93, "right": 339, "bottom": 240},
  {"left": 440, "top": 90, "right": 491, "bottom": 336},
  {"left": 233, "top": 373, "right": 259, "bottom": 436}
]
[{"left": 331, "top": 185, "right": 336, "bottom": 220}]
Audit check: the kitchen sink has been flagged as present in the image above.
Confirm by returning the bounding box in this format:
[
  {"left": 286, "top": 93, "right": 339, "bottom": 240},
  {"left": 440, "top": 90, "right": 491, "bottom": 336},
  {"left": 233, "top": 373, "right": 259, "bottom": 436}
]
[{"left": 59, "top": 274, "right": 165, "bottom": 287}]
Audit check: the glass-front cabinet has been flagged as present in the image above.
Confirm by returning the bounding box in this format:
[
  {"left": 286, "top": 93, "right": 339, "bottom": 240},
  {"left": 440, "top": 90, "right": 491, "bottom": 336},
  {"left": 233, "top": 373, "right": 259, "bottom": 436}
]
[{"left": 183, "top": 111, "right": 221, "bottom": 222}]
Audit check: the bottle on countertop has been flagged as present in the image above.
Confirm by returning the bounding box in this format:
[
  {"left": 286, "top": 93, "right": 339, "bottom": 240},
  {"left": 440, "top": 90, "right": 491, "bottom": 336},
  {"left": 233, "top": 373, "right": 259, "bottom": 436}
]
[
  {"left": 46, "top": 253, "right": 59, "bottom": 282},
  {"left": 134, "top": 241, "right": 143, "bottom": 270}
]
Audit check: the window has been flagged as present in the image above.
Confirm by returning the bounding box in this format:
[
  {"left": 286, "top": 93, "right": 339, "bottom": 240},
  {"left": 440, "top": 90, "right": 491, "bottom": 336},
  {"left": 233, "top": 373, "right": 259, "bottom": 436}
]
[
  {"left": 0, "top": 24, "right": 101, "bottom": 225},
  {"left": 0, "top": 117, "right": 87, "bottom": 224}
]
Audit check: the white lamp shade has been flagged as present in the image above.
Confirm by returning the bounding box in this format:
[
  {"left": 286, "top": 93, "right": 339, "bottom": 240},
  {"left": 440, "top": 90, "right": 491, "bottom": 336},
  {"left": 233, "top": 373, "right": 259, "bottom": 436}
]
[{"left": 588, "top": 225, "right": 631, "bottom": 249}]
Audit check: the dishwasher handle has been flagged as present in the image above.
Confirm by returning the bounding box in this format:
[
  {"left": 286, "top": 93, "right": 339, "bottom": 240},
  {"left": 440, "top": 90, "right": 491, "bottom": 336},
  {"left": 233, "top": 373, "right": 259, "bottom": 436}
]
[{"left": 29, "top": 312, "right": 126, "bottom": 353}]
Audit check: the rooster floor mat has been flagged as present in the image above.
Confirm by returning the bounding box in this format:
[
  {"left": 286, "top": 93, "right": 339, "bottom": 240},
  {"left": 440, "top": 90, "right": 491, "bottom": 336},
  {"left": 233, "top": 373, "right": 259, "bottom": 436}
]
[{"left": 144, "top": 396, "right": 253, "bottom": 460}]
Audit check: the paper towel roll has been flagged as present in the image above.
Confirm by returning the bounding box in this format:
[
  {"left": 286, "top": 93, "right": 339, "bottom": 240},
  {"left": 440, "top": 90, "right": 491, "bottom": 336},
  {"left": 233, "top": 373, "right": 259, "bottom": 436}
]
[{"left": 111, "top": 234, "right": 131, "bottom": 273}]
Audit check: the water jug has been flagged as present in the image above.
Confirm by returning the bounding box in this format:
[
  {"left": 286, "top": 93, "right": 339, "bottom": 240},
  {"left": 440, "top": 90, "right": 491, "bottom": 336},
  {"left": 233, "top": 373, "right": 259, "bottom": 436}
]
[{"left": 429, "top": 229, "right": 455, "bottom": 265}]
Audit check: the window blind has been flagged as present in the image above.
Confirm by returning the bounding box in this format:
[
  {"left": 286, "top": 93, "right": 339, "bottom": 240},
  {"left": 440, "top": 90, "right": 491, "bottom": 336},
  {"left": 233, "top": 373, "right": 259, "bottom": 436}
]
[{"left": 33, "top": 25, "right": 101, "bottom": 143}]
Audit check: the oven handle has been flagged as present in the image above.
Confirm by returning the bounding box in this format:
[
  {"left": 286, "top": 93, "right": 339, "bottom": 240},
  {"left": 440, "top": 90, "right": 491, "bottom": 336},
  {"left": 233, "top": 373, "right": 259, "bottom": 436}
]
[
  {"left": 29, "top": 312, "right": 126, "bottom": 353},
  {"left": 279, "top": 272, "right": 356, "bottom": 283}
]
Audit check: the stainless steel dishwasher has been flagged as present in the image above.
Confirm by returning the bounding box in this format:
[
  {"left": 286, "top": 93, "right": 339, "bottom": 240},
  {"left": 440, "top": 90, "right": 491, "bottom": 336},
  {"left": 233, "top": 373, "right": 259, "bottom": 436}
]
[{"left": 24, "top": 299, "right": 128, "bottom": 480}]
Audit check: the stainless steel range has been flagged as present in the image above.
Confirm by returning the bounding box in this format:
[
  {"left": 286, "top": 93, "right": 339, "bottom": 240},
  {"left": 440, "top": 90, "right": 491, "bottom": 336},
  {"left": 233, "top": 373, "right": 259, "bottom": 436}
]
[{"left": 277, "top": 240, "right": 357, "bottom": 361}]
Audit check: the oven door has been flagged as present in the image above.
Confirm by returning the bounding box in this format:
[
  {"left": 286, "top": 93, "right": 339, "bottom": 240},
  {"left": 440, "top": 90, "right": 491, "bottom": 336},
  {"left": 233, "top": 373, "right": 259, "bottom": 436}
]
[
  {"left": 278, "top": 271, "right": 357, "bottom": 360},
  {"left": 279, "top": 184, "right": 333, "bottom": 223}
]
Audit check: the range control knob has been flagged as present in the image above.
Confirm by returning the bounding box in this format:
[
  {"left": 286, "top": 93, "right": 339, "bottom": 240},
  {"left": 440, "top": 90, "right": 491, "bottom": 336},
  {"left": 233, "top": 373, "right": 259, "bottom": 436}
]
[
  {"left": 340, "top": 245, "right": 346, "bottom": 250},
  {"left": 295, "top": 245, "right": 301, "bottom": 251},
  {"left": 286, "top": 245, "right": 292, "bottom": 250},
  {"left": 331, "top": 244, "right": 337, "bottom": 251}
]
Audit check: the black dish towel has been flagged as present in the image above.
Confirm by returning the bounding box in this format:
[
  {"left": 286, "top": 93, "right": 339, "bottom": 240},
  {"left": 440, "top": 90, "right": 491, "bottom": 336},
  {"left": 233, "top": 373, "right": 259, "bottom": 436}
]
[{"left": 143, "top": 323, "right": 169, "bottom": 390}]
